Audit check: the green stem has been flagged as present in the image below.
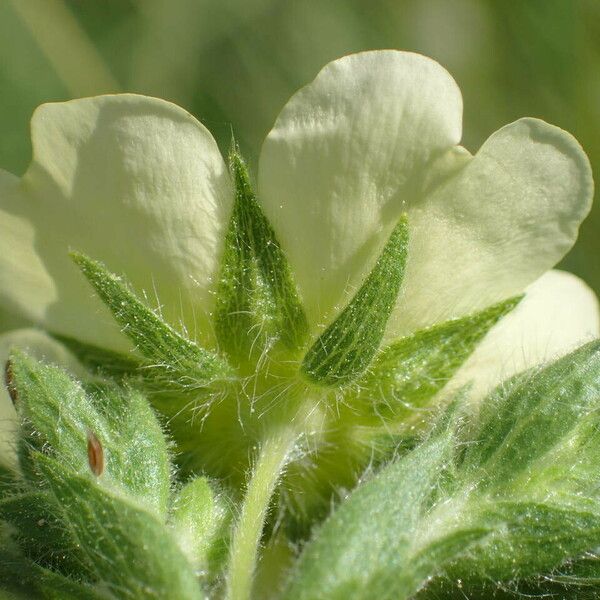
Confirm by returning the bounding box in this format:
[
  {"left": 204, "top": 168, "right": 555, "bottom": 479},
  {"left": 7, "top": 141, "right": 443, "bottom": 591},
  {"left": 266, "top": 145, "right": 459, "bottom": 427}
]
[{"left": 225, "top": 419, "right": 301, "bottom": 600}]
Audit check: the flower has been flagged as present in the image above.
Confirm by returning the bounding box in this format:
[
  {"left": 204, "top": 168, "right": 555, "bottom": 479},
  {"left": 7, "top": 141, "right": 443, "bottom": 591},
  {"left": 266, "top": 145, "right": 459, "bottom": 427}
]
[{"left": 0, "top": 50, "right": 597, "bottom": 436}]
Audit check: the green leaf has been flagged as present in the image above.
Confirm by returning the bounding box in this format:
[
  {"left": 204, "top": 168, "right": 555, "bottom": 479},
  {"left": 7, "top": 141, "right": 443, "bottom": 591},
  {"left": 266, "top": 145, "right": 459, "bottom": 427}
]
[
  {"left": 0, "top": 462, "right": 18, "bottom": 489},
  {"left": 284, "top": 341, "right": 600, "bottom": 600},
  {"left": 354, "top": 296, "right": 522, "bottom": 420},
  {"left": 35, "top": 454, "right": 203, "bottom": 600},
  {"left": 541, "top": 552, "right": 600, "bottom": 590},
  {"left": 282, "top": 416, "right": 477, "bottom": 600},
  {"left": 171, "top": 476, "right": 232, "bottom": 579},
  {"left": 452, "top": 501, "right": 600, "bottom": 581},
  {"left": 33, "top": 571, "right": 110, "bottom": 600},
  {"left": 0, "top": 491, "right": 92, "bottom": 577},
  {"left": 0, "top": 544, "right": 110, "bottom": 600},
  {"left": 10, "top": 351, "right": 170, "bottom": 517},
  {"left": 440, "top": 341, "right": 600, "bottom": 585},
  {"left": 421, "top": 551, "right": 600, "bottom": 599},
  {"left": 215, "top": 147, "right": 308, "bottom": 364},
  {"left": 461, "top": 339, "right": 600, "bottom": 491},
  {"left": 71, "top": 252, "right": 233, "bottom": 391},
  {"left": 301, "top": 215, "right": 409, "bottom": 387}
]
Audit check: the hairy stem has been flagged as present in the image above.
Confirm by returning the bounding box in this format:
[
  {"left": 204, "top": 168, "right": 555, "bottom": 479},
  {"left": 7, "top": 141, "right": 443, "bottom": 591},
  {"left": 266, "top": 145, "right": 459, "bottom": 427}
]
[{"left": 225, "top": 415, "right": 304, "bottom": 600}]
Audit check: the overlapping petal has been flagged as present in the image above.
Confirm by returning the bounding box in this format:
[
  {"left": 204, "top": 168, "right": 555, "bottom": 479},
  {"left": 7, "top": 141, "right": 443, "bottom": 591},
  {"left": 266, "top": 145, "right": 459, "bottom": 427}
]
[
  {"left": 449, "top": 270, "right": 600, "bottom": 403},
  {"left": 395, "top": 117, "right": 593, "bottom": 337},
  {"left": 259, "top": 51, "right": 463, "bottom": 327},
  {"left": 258, "top": 51, "right": 593, "bottom": 342},
  {"left": 0, "top": 50, "right": 595, "bottom": 382},
  {"left": 0, "top": 95, "right": 232, "bottom": 351}
]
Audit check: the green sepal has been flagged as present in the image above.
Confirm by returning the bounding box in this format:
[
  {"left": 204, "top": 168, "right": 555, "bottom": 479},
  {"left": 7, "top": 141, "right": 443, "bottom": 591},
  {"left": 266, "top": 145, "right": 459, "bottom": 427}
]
[
  {"left": 9, "top": 350, "right": 170, "bottom": 517},
  {"left": 301, "top": 215, "right": 409, "bottom": 387},
  {"left": 35, "top": 454, "right": 203, "bottom": 600},
  {"left": 71, "top": 252, "right": 233, "bottom": 391},
  {"left": 215, "top": 147, "right": 308, "bottom": 364},
  {"left": 354, "top": 296, "right": 522, "bottom": 420},
  {"left": 171, "top": 476, "right": 232, "bottom": 581}
]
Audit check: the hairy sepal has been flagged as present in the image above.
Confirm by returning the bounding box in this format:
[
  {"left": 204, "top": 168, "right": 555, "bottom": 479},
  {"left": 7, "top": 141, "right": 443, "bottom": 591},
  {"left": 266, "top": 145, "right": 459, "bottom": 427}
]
[
  {"left": 301, "top": 215, "right": 409, "bottom": 387},
  {"left": 72, "top": 252, "right": 233, "bottom": 393},
  {"left": 353, "top": 296, "right": 522, "bottom": 422},
  {"left": 215, "top": 147, "right": 308, "bottom": 366}
]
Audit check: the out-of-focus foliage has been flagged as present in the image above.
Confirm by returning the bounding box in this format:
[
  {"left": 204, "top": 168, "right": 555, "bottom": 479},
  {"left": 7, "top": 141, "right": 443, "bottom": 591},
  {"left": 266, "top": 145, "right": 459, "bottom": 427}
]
[{"left": 0, "top": 0, "right": 598, "bottom": 295}]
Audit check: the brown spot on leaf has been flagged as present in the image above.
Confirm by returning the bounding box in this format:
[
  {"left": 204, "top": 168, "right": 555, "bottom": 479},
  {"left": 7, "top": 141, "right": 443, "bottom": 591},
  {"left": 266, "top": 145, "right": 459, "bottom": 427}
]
[
  {"left": 4, "top": 360, "right": 18, "bottom": 405},
  {"left": 87, "top": 430, "right": 104, "bottom": 476}
]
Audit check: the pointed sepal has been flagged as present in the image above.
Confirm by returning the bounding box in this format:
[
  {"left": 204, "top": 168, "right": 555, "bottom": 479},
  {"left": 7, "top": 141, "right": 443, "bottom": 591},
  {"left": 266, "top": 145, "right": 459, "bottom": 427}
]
[
  {"left": 71, "top": 252, "right": 233, "bottom": 391},
  {"left": 301, "top": 215, "right": 409, "bottom": 386},
  {"left": 355, "top": 296, "right": 522, "bottom": 420},
  {"left": 215, "top": 146, "right": 309, "bottom": 364}
]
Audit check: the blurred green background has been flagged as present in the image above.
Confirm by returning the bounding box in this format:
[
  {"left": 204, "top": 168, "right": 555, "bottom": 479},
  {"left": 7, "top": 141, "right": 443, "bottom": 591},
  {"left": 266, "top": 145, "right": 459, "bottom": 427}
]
[{"left": 0, "top": 0, "right": 598, "bottom": 296}]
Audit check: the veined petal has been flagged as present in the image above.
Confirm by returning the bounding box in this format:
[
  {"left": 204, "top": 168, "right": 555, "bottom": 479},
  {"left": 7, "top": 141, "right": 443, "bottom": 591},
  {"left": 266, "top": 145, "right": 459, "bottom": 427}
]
[
  {"left": 449, "top": 270, "right": 600, "bottom": 404},
  {"left": 0, "top": 328, "right": 82, "bottom": 466},
  {"left": 258, "top": 50, "right": 463, "bottom": 327},
  {"left": 1, "top": 95, "right": 232, "bottom": 351},
  {"left": 393, "top": 118, "right": 593, "bottom": 338}
]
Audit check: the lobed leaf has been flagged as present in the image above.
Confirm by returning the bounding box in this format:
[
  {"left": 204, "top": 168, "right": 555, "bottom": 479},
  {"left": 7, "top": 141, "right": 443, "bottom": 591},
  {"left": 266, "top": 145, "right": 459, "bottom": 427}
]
[
  {"left": 36, "top": 454, "right": 203, "bottom": 600},
  {"left": 461, "top": 340, "right": 600, "bottom": 490},
  {"left": 0, "top": 490, "right": 92, "bottom": 577},
  {"left": 282, "top": 418, "right": 470, "bottom": 600},
  {"left": 0, "top": 546, "right": 110, "bottom": 600}
]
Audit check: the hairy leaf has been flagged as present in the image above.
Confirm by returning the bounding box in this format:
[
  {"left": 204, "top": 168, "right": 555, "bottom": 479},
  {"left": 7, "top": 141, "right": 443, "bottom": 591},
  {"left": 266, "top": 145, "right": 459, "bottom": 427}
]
[
  {"left": 0, "top": 546, "right": 109, "bottom": 600},
  {"left": 36, "top": 454, "right": 202, "bottom": 600},
  {"left": 0, "top": 490, "right": 92, "bottom": 577},
  {"left": 9, "top": 350, "right": 170, "bottom": 517},
  {"left": 284, "top": 341, "right": 600, "bottom": 599}
]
